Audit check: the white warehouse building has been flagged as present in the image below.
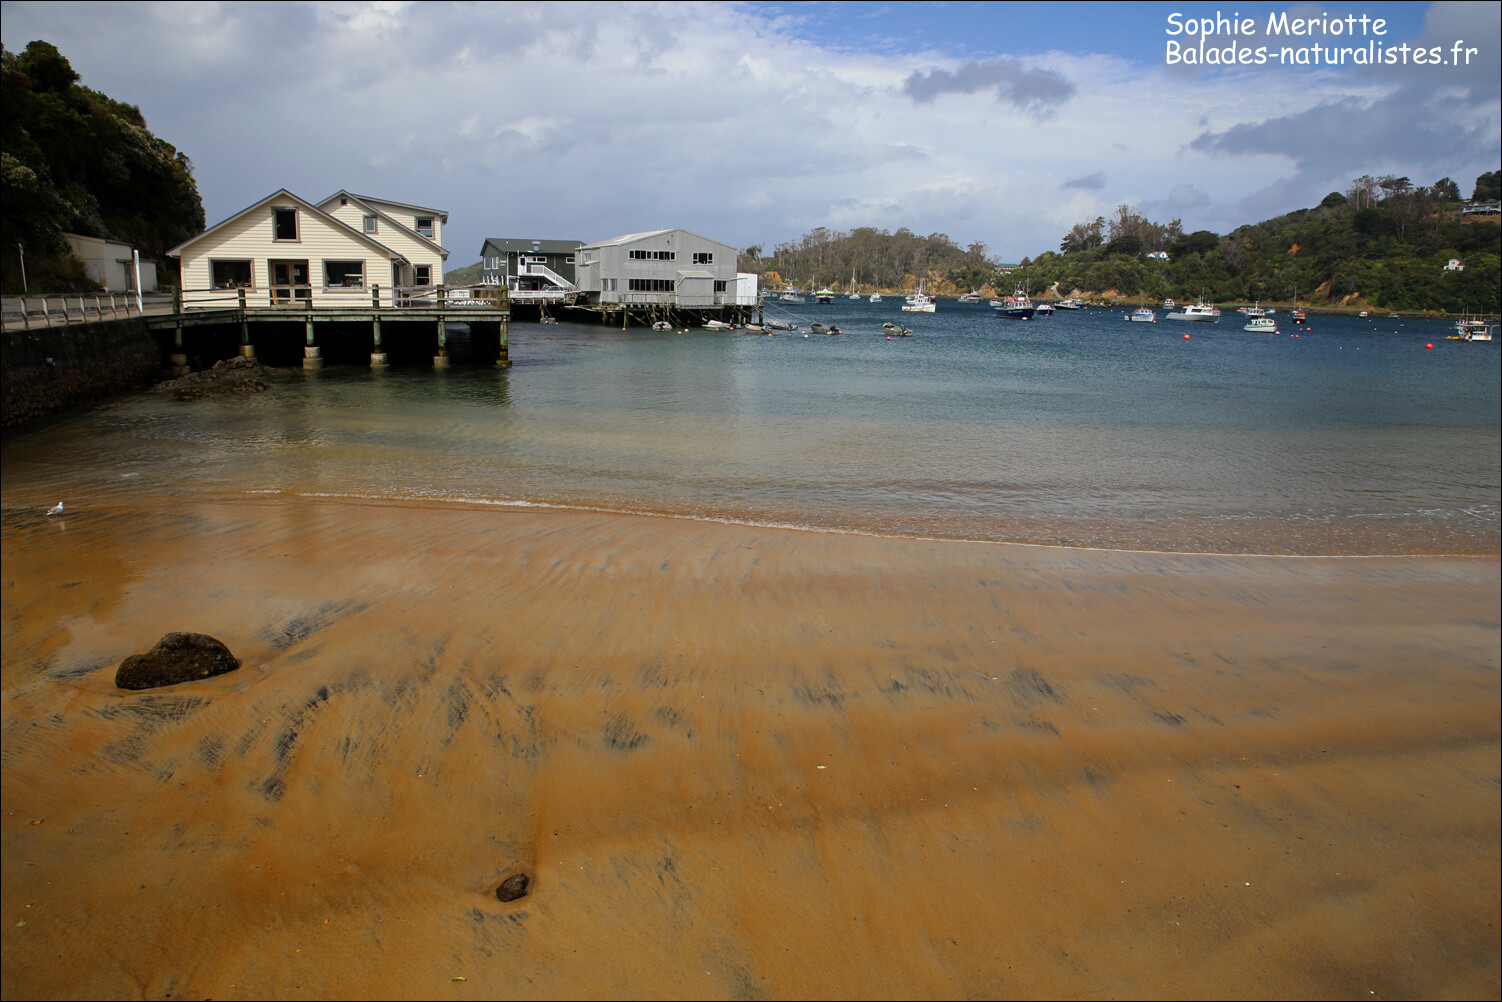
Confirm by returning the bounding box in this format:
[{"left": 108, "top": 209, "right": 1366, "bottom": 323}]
[{"left": 574, "top": 228, "right": 751, "bottom": 309}]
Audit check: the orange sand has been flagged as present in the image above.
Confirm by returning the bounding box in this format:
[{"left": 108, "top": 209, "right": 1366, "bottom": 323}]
[{"left": 2, "top": 498, "right": 1498, "bottom": 999}]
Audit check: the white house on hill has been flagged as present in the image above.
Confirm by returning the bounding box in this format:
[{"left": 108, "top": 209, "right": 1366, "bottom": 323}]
[
  {"left": 168, "top": 189, "right": 448, "bottom": 307},
  {"left": 574, "top": 228, "right": 739, "bottom": 308}
]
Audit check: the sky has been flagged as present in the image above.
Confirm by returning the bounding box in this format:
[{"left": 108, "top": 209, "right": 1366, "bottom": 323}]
[{"left": 3, "top": 1, "right": 1498, "bottom": 268}]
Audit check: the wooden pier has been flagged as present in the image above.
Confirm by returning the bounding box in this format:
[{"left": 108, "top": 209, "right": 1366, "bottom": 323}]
[{"left": 151, "top": 286, "right": 511, "bottom": 370}]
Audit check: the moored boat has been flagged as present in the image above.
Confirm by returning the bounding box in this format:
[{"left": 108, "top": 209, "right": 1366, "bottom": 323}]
[
  {"left": 882, "top": 321, "right": 913, "bottom": 336},
  {"left": 902, "top": 282, "right": 936, "bottom": 313},
  {"left": 993, "top": 284, "right": 1036, "bottom": 320},
  {"left": 1166, "top": 300, "right": 1217, "bottom": 322},
  {"left": 1244, "top": 316, "right": 1278, "bottom": 333}
]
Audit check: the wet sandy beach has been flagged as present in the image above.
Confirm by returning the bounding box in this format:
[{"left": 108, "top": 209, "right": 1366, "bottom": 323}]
[{"left": 2, "top": 497, "right": 1498, "bottom": 999}]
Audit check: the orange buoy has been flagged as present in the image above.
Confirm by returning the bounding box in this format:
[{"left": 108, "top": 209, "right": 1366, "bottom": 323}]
[
  {"left": 1425, "top": 343, "right": 1433, "bottom": 349},
  {"left": 1183, "top": 333, "right": 1190, "bottom": 340}
]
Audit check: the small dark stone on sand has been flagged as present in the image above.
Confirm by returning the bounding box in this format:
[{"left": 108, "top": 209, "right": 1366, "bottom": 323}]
[
  {"left": 115, "top": 632, "right": 241, "bottom": 690},
  {"left": 496, "top": 873, "right": 529, "bottom": 902}
]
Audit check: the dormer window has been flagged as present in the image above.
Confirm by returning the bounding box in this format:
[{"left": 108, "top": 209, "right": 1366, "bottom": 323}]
[
  {"left": 415, "top": 217, "right": 435, "bottom": 239},
  {"left": 273, "top": 208, "right": 298, "bottom": 241},
  {"left": 363, "top": 215, "right": 378, "bottom": 234}
]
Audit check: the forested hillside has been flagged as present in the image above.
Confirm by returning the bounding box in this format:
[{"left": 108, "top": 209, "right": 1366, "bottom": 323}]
[
  {"left": 737, "top": 227, "right": 998, "bottom": 295},
  {"left": 1, "top": 41, "right": 204, "bottom": 292},
  {"left": 1013, "top": 173, "right": 1500, "bottom": 313}
]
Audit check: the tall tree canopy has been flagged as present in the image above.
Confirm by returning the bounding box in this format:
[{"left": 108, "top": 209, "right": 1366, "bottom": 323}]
[{"left": 2, "top": 40, "right": 204, "bottom": 289}]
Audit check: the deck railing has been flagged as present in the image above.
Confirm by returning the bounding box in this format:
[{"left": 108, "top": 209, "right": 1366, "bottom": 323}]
[{"left": 175, "top": 284, "right": 508, "bottom": 311}]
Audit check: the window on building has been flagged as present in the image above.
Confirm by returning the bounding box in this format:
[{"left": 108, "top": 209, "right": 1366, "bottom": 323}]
[
  {"left": 415, "top": 217, "right": 435, "bottom": 238},
  {"left": 414, "top": 264, "right": 432, "bottom": 286},
  {"left": 628, "top": 278, "right": 675, "bottom": 292},
  {"left": 714, "top": 280, "right": 728, "bottom": 292},
  {"left": 694, "top": 253, "right": 714, "bottom": 264},
  {"left": 363, "top": 215, "right": 378, "bottom": 234},
  {"left": 565, "top": 255, "right": 576, "bottom": 264},
  {"left": 211, "top": 260, "right": 253, "bottom": 289},
  {"left": 325, "top": 261, "right": 365, "bottom": 287},
  {"left": 628, "top": 250, "right": 677, "bottom": 261},
  {"left": 273, "top": 208, "right": 298, "bottom": 241}
]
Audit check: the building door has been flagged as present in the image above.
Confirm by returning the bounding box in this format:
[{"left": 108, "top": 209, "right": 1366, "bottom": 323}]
[{"left": 269, "top": 260, "right": 310, "bottom": 303}]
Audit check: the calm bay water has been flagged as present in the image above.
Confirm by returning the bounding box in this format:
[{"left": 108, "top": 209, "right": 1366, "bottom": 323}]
[{"left": 4, "top": 302, "right": 1498, "bottom": 554}]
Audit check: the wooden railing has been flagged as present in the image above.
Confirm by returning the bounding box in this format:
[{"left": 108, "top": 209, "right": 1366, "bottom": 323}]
[{"left": 174, "top": 285, "right": 508, "bottom": 310}]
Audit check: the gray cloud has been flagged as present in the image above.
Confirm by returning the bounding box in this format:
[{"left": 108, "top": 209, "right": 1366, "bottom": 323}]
[
  {"left": 1060, "top": 172, "right": 1106, "bottom": 191},
  {"left": 903, "top": 58, "right": 1075, "bottom": 117}
]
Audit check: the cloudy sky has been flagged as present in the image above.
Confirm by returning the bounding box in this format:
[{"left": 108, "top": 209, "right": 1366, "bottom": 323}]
[{"left": 3, "top": 1, "right": 1498, "bottom": 267}]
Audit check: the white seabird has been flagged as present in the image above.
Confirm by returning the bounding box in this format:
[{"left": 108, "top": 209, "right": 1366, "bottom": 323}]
[{"left": 47, "top": 502, "right": 64, "bottom": 515}]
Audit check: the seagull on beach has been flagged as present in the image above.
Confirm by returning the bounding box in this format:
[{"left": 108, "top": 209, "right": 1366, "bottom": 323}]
[{"left": 47, "top": 502, "right": 63, "bottom": 515}]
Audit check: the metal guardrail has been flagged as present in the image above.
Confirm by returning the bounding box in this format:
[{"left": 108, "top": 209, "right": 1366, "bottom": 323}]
[{"left": 1, "top": 292, "right": 176, "bottom": 330}]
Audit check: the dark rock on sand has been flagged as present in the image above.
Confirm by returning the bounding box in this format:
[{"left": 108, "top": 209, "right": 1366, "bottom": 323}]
[
  {"left": 116, "top": 633, "right": 241, "bottom": 690},
  {"left": 164, "top": 356, "right": 271, "bottom": 401},
  {"left": 496, "top": 873, "right": 529, "bottom": 902}
]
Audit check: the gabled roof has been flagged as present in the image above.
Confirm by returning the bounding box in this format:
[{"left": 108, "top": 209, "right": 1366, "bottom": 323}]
[
  {"left": 345, "top": 193, "right": 448, "bottom": 224},
  {"left": 580, "top": 227, "right": 735, "bottom": 251},
  {"left": 319, "top": 190, "right": 449, "bottom": 259},
  {"left": 481, "top": 238, "right": 584, "bottom": 255},
  {"left": 166, "top": 189, "right": 408, "bottom": 261}
]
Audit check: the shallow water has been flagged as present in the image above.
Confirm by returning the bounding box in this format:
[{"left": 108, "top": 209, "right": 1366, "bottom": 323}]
[{"left": 3, "top": 303, "right": 1498, "bottom": 554}]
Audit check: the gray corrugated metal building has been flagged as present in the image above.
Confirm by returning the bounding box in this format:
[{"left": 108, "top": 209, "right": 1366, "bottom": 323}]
[{"left": 574, "top": 229, "right": 739, "bottom": 308}]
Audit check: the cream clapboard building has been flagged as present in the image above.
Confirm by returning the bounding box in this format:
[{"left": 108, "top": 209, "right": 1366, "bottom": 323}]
[{"left": 168, "top": 190, "right": 448, "bottom": 307}]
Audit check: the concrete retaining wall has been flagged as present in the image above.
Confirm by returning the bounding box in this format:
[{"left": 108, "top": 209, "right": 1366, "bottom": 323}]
[{"left": 2, "top": 318, "right": 164, "bottom": 427}]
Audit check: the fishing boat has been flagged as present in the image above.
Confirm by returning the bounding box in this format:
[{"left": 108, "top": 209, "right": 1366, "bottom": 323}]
[
  {"left": 1166, "top": 300, "right": 1217, "bottom": 322},
  {"left": 779, "top": 285, "right": 805, "bottom": 304},
  {"left": 868, "top": 292, "right": 883, "bottom": 303},
  {"left": 1244, "top": 316, "right": 1278, "bottom": 333},
  {"left": 1455, "top": 316, "right": 1496, "bottom": 341},
  {"left": 1127, "top": 296, "right": 1155, "bottom": 322},
  {"left": 902, "top": 282, "right": 936, "bottom": 313},
  {"left": 993, "top": 284, "right": 1036, "bottom": 320}
]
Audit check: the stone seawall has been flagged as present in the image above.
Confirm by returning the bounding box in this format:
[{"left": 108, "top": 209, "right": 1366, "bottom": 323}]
[{"left": 2, "top": 318, "right": 164, "bottom": 427}]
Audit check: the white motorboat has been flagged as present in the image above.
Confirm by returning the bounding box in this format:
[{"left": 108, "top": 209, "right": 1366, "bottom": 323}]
[
  {"left": 902, "top": 282, "right": 936, "bottom": 313},
  {"left": 1166, "top": 300, "right": 1218, "bottom": 322},
  {"left": 702, "top": 319, "right": 734, "bottom": 330},
  {"left": 1055, "top": 298, "right": 1084, "bottom": 310},
  {"left": 1162, "top": 298, "right": 1176, "bottom": 310},
  {"left": 958, "top": 290, "right": 985, "bottom": 304},
  {"left": 1035, "top": 302, "right": 1055, "bottom": 315},
  {"left": 869, "top": 292, "right": 883, "bottom": 303},
  {"left": 1128, "top": 307, "right": 1156, "bottom": 322},
  {"left": 779, "top": 285, "right": 805, "bottom": 304},
  {"left": 1455, "top": 317, "right": 1496, "bottom": 341},
  {"left": 1244, "top": 317, "right": 1278, "bottom": 333}
]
